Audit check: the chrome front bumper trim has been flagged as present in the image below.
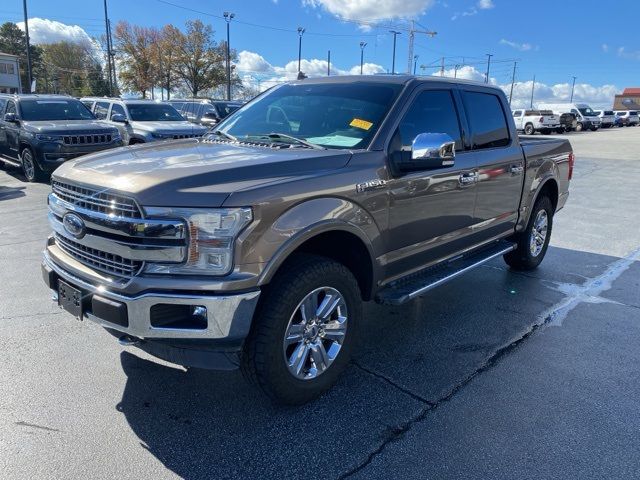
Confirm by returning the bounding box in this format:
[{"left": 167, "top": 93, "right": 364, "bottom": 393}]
[{"left": 44, "top": 252, "right": 260, "bottom": 340}]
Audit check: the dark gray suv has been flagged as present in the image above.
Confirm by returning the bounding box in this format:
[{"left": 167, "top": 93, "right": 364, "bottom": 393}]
[{"left": 0, "top": 94, "right": 122, "bottom": 182}]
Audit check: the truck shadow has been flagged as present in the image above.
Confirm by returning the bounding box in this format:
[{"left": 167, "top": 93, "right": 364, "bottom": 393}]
[
  {"left": 0, "top": 185, "right": 26, "bottom": 201},
  {"left": 114, "top": 246, "right": 620, "bottom": 479}
]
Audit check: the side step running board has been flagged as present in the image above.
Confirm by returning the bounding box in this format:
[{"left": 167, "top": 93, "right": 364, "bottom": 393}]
[{"left": 375, "top": 240, "right": 516, "bottom": 305}]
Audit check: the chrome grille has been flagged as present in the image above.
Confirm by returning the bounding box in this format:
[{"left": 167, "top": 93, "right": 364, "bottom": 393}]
[
  {"left": 55, "top": 233, "right": 142, "bottom": 279},
  {"left": 62, "top": 134, "right": 113, "bottom": 145},
  {"left": 52, "top": 181, "right": 141, "bottom": 218},
  {"left": 172, "top": 133, "right": 201, "bottom": 139}
]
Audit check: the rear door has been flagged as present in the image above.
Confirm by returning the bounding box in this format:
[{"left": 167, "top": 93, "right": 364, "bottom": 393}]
[
  {"left": 461, "top": 88, "right": 525, "bottom": 241},
  {"left": 385, "top": 86, "right": 478, "bottom": 277}
]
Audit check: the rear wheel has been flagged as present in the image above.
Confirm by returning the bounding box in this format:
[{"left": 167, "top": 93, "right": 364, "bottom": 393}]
[
  {"left": 504, "top": 196, "right": 553, "bottom": 271},
  {"left": 524, "top": 123, "right": 535, "bottom": 135},
  {"left": 20, "top": 147, "right": 45, "bottom": 182},
  {"left": 575, "top": 122, "right": 583, "bottom": 132},
  {"left": 242, "top": 254, "right": 361, "bottom": 405}
]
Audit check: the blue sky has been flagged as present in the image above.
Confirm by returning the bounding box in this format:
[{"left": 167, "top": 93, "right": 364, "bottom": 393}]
[{"left": 2, "top": 0, "right": 638, "bottom": 106}]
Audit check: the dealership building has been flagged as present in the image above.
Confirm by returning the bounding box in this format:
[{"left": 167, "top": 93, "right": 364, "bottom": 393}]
[
  {"left": 0, "top": 52, "right": 21, "bottom": 94},
  {"left": 613, "top": 88, "right": 640, "bottom": 110}
]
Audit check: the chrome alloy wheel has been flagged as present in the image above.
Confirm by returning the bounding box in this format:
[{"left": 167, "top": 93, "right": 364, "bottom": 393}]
[
  {"left": 282, "top": 287, "right": 348, "bottom": 380},
  {"left": 22, "top": 150, "right": 35, "bottom": 180},
  {"left": 529, "top": 209, "right": 548, "bottom": 257}
]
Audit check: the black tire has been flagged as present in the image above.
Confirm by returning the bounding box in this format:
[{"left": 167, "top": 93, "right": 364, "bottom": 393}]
[
  {"left": 555, "top": 129, "right": 564, "bottom": 134},
  {"left": 524, "top": 123, "right": 535, "bottom": 135},
  {"left": 20, "top": 147, "right": 46, "bottom": 182},
  {"left": 542, "top": 129, "right": 551, "bottom": 135},
  {"left": 241, "top": 254, "right": 362, "bottom": 405},
  {"left": 590, "top": 127, "right": 599, "bottom": 132},
  {"left": 504, "top": 196, "right": 554, "bottom": 271}
]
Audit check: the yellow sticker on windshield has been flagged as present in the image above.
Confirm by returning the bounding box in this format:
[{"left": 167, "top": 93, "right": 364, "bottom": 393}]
[{"left": 350, "top": 118, "right": 373, "bottom": 130}]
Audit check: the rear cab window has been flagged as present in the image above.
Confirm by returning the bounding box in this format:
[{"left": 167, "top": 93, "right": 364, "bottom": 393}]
[{"left": 463, "top": 91, "right": 510, "bottom": 149}]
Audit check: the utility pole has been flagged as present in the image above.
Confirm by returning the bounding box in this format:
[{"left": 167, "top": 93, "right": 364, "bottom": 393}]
[
  {"left": 359, "top": 42, "right": 367, "bottom": 75},
  {"left": 440, "top": 57, "right": 445, "bottom": 77},
  {"left": 530, "top": 75, "right": 536, "bottom": 108},
  {"left": 22, "top": 0, "right": 32, "bottom": 93},
  {"left": 508, "top": 61, "right": 517, "bottom": 105},
  {"left": 570, "top": 76, "right": 577, "bottom": 102},
  {"left": 107, "top": 19, "right": 117, "bottom": 95},
  {"left": 454, "top": 64, "right": 460, "bottom": 78},
  {"left": 485, "top": 53, "right": 493, "bottom": 84},
  {"left": 297, "top": 27, "right": 305, "bottom": 74},
  {"left": 327, "top": 50, "right": 330, "bottom": 76},
  {"left": 223, "top": 12, "right": 235, "bottom": 101},
  {"left": 413, "top": 55, "right": 418, "bottom": 75},
  {"left": 389, "top": 30, "right": 401, "bottom": 74},
  {"left": 407, "top": 20, "right": 436, "bottom": 74}
]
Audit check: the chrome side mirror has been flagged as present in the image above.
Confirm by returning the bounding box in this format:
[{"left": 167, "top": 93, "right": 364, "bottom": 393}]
[
  {"left": 411, "top": 133, "right": 456, "bottom": 163},
  {"left": 4, "top": 112, "right": 17, "bottom": 123},
  {"left": 111, "top": 114, "right": 127, "bottom": 123}
]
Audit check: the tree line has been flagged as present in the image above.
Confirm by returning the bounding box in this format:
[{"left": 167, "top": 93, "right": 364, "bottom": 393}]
[{"left": 0, "top": 19, "right": 242, "bottom": 99}]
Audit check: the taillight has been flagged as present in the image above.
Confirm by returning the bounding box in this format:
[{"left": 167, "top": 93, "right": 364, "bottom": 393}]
[
  {"left": 539, "top": 117, "right": 544, "bottom": 123},
  {"left": 568, "top": 152, "right": 575, "bottom": 181}
]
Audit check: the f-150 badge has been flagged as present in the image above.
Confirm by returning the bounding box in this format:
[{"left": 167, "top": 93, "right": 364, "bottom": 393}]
[{"left": 356, "top": 179, "right": 386, "bottom": 193}]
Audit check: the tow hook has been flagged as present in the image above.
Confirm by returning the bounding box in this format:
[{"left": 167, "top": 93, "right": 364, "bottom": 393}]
[{"left": 118, "top": 335, "right": 141, "bottom": 346}]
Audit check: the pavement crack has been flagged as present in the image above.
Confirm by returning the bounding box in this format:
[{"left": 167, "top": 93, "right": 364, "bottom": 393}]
[
  {"left": 15, "top": 421, "right": 60, "bottom": 433},
  {"left": 351, "top": 360, "right": 434, "bottom": 405}
]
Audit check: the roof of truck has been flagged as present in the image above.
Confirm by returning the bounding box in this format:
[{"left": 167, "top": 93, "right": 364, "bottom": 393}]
[{"left": 288, "top": 74, "right": 503, "bottom": 90}]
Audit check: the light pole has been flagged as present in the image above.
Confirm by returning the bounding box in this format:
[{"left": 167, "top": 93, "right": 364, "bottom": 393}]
[
  {"left": 359, "top": 41, "right": 367, "bottom": 75},
  {"left": 530, "top": 74, "right": 536, "bottom": 108},
  {"left": 22, "top": 0, "right": 32, "bottom": 92},
  {"left": 297, "top": 27, "right": 305, "bottom": 74},
  {"left": 485, "top": 53, "right": 493, "bottom": 84},
  {"left": 570, "top": 76, "right": 577, "bottom": 102},
  {"left": 389, "top": 30, "right": 401, "bottom": 74},
  {"left": 223, "top": 12, "right": 235, "bottom": 101},
  {"left": 413, "top": 55, "right": 418, "bottom": 75}
]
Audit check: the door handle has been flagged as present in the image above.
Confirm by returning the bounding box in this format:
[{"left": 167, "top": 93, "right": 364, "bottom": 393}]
[
  {"left": 459, "top": 171, "right": 478, "bottom": 186},
  {"left": 510, "top": 165, "right": 524, "bottom": 175}
]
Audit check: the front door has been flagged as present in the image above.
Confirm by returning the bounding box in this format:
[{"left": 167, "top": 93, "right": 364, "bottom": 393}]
[
  {"left": 3, "top": 100, "right": 20, "bottom": 160},
  {"left": 384, "top": 87, "right": 478, "bottom": 279}
]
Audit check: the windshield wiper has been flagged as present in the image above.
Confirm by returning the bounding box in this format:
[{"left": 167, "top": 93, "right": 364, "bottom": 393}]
[
  {"left": 252, "top": 132, "right": 325, "bottom": 150},
  {"left": 208, "top": 130, "right": 238, "bottom": 142}
]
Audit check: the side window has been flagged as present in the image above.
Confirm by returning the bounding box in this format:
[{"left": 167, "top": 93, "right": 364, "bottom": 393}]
[
  {"left": 182, "top": 102, "right": 195, "bottom": 117},
  {"left": 171, "top": 102, "right": 184, "bottom": 113},
  {"left": 0, "top": 99, "right": 6, "bottom": 114},
  {"left": 94, "top": 101, "right": 110, "bottom": 120},
  {"left": 110, "top": 103, "right": 126, "bottom": 120},
  {"left": 6, "top": 100, "right": 17, "bottom": 116},
  {"left": 397, "top": 90, "right": 463, "bottom": 151},
  {"left": 464, "top": 91, "right": 510, "bottom": 149},
  {"left": 194, "top": 103, "right": 204, "bottom": 118},
  {"left": 513, "top": 110, "right": 522, "bottom": 117}
]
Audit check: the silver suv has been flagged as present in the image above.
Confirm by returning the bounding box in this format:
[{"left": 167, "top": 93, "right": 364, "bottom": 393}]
[
  {"left": 81, "top": 98, "right": 207, "bottom": 145},
  {"left": 168, "top": 99, "right": 243, "bottom": 127}
]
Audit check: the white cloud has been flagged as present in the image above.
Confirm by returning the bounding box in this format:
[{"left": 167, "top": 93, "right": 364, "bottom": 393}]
[
  {"left": 452, "top": 0, "right": 494, "bottom": 20},
  {"left": 602, "top": 43, "right": 609, "bottom": 53},
  {"left": 236, "top": 51, "right": 274, "bottom": 73},
  {"left": 499, "top": 38, "right": 538, "bottom": 52},
  {"left": 617, "top": 46, "right": 640, "bottom": 61},
  {"left": 16, "top": 18, "right": 94, "bottom": 46},
  {"left": 303, "top": 0, "right": 436, "bottom": 23},
  {"left": 478, "top": 0, "right": 494, "bottom": 9},
  {"left": 432, "top": 65, "right": 487, "bottom": 82}
]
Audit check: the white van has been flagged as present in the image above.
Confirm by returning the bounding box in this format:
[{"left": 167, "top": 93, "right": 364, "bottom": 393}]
[{"left": 537, "top": 103, "right": 601, "bottom": 132}]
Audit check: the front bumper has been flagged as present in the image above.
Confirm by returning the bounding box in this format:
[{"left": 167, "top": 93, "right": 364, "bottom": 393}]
[
  {"left": 34, "top": 140, "right": 123, "bottom": 171},
  {"left": 42, "top": 252, "right": 260, "bottom": 349}
]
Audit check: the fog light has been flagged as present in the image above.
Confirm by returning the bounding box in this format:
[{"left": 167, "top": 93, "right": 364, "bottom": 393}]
[
  {"left": 150, "top": 304, "right": 208, "bottom": 329},
  {"left": 192, "top": 306, "right": 207, "bottom": 321}
]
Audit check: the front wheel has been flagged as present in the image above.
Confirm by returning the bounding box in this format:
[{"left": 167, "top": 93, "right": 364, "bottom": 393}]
[
  {"left": 524, "top": 123, "right": 535, "bottom": 135},
  {"left": 504, "top": 196, "right": 554, "bottom": 271},
  {"left": 21, "top": 147, "right": 46, "bottom": 182},
  {"left": 575, "top": 122, "right": 583, "bottom": 132},
  {"left": 242, "top": 254, "right": 362, "bottom": 405}
]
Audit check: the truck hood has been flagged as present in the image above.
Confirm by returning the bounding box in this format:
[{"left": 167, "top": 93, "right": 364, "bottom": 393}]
[
  {"left": 53, "top": 139, "right": 352, "bottom": 207},
  {"left": 23, "top": 120, "right": 116, "bottom": 134},
  {"left": 132, "top": 121, "right": 208, "bottom": 134}
]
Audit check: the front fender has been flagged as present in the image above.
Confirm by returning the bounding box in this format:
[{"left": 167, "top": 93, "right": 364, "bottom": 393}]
[{"left": 238, "top": 197, "right": 382, "bottom": 286}]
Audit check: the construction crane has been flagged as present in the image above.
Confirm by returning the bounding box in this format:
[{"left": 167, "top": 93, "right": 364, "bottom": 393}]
[{"left": 407, "top": 20, "right": 437, "bottom": 74}]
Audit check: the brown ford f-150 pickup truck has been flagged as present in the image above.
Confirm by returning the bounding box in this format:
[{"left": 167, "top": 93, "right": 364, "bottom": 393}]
[{"left": 42, "top": 76, "right": 573, "bottom": 404}]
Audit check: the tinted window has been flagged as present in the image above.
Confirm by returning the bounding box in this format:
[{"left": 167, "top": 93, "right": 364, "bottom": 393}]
[
  {"left": 464, "top": 91, "right": 510, "bottom": 149},
  {"left": 604, "top": 111, "right": 614, "bottom": 115},
  {"left": 110, "top": 103, "right": 126, "bottom": 120},
  {"left": 0, "top": 98, "right": 7, "bottom": 113},
  {"left": 19, "top": 99, "right": 94, "bottom": 121},
  {"left": 169, "top": 101, "right": 185, "bottom": 112},
  {"left": 182, "top": 102, "right": 196, "bottom": 116},
  {"left": 397, "top": 90, "right": 463, "bottom": 151},
  {"left": 6, "top": 100, "right": 16, "bottom": 115},
  {"left": 630, "top": 111, "right": 638, "bottom": 115},
  {"left": 513, "top": 110, "right": 522, "bottom": 117},
  {"left": 94, "top": 101, "right": 110, "bottom": 120},
  {"left": 127, "top": 103, "right": 184, "bottom": 121}
]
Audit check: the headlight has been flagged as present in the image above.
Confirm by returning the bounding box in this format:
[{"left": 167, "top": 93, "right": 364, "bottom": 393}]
[
  {"left": 36, "top": 134, "right": 60, "bottom": 142},
  {"left": 143, "top": 207, "right": 253, "bottom": 276}
]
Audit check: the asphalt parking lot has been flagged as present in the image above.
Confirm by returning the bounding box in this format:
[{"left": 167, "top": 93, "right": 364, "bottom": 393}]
[{"left": 1, "top": 126, "right": 639, "bottom": 479}]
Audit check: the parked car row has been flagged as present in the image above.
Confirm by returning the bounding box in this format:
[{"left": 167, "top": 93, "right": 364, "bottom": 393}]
[
  {"left": 513, "top": 102, "right": 640, "bottom": 135},
  {"left": 0, "top": 93, "right": 244, "bottom": 181}
]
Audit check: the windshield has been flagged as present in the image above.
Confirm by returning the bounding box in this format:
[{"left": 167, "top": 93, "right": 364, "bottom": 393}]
[
  {"left": 19, "top": 99, "right": 95, "bottom": 121},
  {"left": 215, "top": 102, "right": 242, "bottom": 117},
  {"left": 127, "top": 103, "right": 184, "bottom": 121},
  {"left": 218, "top": 82, "right": 402, "bottom": 149},
  {"left": 578, "top": 107, "right": 596, "bottom": 117}
]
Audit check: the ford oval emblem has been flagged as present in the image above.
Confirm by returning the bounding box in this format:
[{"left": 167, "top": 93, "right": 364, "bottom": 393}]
[{"left": 63, "top": 213, "right": 86, "bottom": 239}]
